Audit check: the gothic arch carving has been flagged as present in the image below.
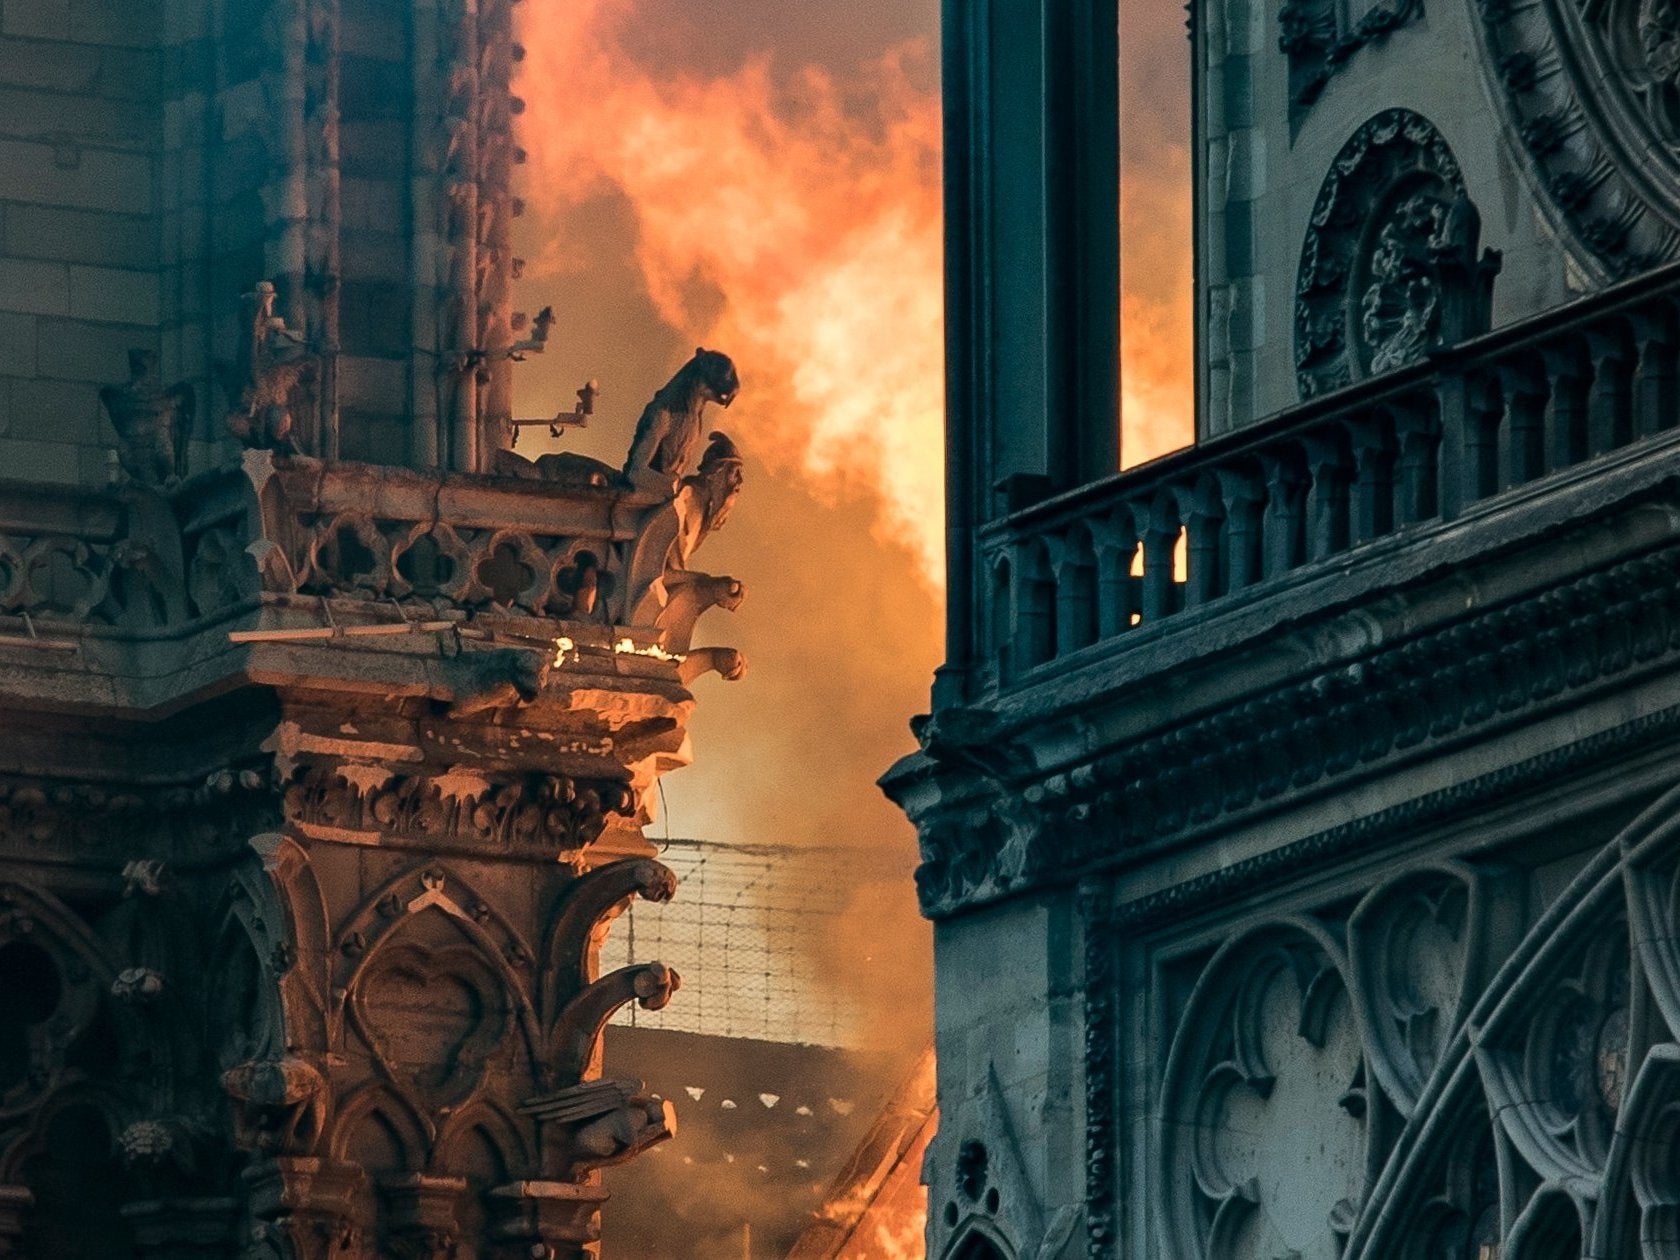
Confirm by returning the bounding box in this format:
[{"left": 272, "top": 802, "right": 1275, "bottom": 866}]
[
  {"left": 0, "top": 882, "right": 134, "bottom": 1128},
  {"left": 1471, "top": 0, "right": 1680, "bottom": 279},
  {"left": 941, "top": 1218, "right": 1017, "bottom": 1260},
  {"left": 1159, "top": 918, "right": 1368, "bottom": 1260},
  {"left": 247, "top": 833, "right": 332, "bottom": 1050},
  {"left": 1148, "top": 781, "right": 1680, "bottom": 1260},
  {"left": 1295, "top": 110, "right": 1499, "bottom": 398},
  {"left": 329, "top": 1082, "right": 431, "bottom": 1175},
  {"left": 542, "top": 857, "right": 677, "bottom": 1013},
  {"left": 336, "top": 865, "right": 541, "bottom": 1106},
  {"left": 433, "top": 1098, "right": 530, "bottom": 1181}
]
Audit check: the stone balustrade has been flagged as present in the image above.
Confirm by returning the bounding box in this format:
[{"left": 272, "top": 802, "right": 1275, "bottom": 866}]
[
  {"left": 0, "top": 452, "right": 693, "bottom": 641},
  {"left": 986, "top": 262, "right": 1680, "bottom": 685}
]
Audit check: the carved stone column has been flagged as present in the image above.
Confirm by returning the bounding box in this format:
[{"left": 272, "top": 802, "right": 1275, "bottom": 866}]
[
  {"left": 0, "top": 1186, "right": 30, "bottom": 1257},
  {"left": 379, "top": 1175, "right": 466, "bottom": 1260},
  {"left": 486, "top": 1182, "right": 608, "bottom": 1260},
  {"left": 242, "top": 1158, "right": 366, "bottom": 1260}
]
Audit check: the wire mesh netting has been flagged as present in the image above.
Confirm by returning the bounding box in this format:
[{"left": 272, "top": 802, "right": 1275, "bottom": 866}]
[{"left": 598, "top": 837, "right": 895, "bottom": 1048}]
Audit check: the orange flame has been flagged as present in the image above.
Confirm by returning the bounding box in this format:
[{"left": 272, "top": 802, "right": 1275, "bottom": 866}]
[
  {"left": 517, "top": 0, "right": 947, "bottom": 585},
  {"left": 516, "top": 1, "right": 1194, "bottom": 589}
]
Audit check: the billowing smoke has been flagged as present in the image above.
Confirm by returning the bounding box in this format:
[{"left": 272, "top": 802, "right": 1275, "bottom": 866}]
[
  {"left": 511, "top": 0, "right": 944, "bottom": 1079},
  {"left": 509, "top": 0, "right": 1195, "bottom": 1130},
  {"left": 516, "top": 0, "right": 946, "bottom": 582},
  {"left": 1121, "top": 2, "right": 1196, "bottom": 466}
]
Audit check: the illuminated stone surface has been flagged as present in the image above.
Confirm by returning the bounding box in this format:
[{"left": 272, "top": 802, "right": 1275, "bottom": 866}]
[{"left": 0, "top": 5, "right": 748, "bottom": 1256}]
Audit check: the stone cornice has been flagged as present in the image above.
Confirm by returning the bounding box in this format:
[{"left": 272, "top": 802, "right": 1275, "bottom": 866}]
[{"left": 892, "top": 461, "right": 1680, "bottom": 918}]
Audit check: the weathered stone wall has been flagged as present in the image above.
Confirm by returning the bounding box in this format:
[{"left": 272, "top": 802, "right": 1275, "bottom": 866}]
[
  {"left": 1199, "top": 0, "right": 1574, "bottom": 435},
  {"left": 0, "top": 0, "right": 166, "bottom": 485}
]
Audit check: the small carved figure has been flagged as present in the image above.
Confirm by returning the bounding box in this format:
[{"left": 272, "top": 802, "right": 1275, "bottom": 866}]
[
  {"left": 99, "top": 349, "right": 194, "bottom": 487},
  {"left": 111, "top": 967, "right": 166, "bottom": 1002},
  {"left": 669, "top": 430, "right": 745, "bottom": 572},
  {"left": 508, "top": 304, "right": 555, "bottom": 360},
  {"left": 1641, "top": 0, "right": 1680, "bottom": 83},
  {"left": 121, "top": 858, "right": 167, "bottom": 897},
  {"left": 220, "top": 281, "right": 313, "bottom": 451},
  {"left": 623, "top": 348, "right": 740, "bottom": 487},
  {"left": 572, "top": 1092, "right": 677, "bottom": 1172}
]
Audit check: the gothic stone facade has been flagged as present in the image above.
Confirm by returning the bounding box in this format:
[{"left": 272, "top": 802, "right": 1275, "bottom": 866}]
[
  {"left": 0, "top": 3, "right": 748, "bottom": 1256},
  {"left": 885, "top": 1, "right": 1680, "bottom": 1258}
]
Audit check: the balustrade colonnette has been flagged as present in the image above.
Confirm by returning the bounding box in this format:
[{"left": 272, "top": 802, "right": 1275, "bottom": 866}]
[{"left": 986, "top": 263, "right": 1680, "bottom": 684}]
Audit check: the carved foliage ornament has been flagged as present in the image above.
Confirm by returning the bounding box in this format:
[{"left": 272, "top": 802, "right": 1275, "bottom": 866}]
[
  {"left": 1278, "top": 0, "right": 1423, "bottom": 123},
  {"left": 1474, "top": 0, "right": 1680, "bottom": 277},
  {"left": 1296, "top": 110, "right": 1500, "bottom": 399}
]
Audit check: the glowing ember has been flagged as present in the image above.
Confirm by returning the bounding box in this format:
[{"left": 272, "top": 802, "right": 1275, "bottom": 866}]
[{"left": 613, "top": 637, "right": 685, "bottom": 662}]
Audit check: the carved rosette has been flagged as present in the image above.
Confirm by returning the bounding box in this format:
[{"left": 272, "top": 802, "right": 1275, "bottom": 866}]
[
  {"left": 1473, "top": 0, "right": 1680, "bottom": 278},
  {"left": 1295, "top": 110, "right": 1498, "bottom": 397}
]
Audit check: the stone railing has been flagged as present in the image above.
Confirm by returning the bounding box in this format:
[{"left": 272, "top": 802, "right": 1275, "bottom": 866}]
[
  {"left": 0, "top": 450, "right": 742, "bottom": 661},
  {"left": 985, "top": 262, "right": 1680, "bottom": 685}
]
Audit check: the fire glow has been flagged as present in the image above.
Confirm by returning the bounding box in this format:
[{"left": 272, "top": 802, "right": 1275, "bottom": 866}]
[{"left": 517, "top": 0, "right": 948, "bottom": 584}]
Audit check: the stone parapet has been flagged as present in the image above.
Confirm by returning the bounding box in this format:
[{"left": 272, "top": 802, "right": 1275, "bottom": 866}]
[{"left": 892, "top": 262, "right": 1680, "bottom": 920}]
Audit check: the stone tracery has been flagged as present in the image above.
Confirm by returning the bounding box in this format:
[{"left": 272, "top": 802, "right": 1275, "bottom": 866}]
[
  {"left": 1144, "top": 789, "right": 1680, "bottom": 1260},
  {"left": 1474, "top": 0, "right": 1680, "bottom": 276}
]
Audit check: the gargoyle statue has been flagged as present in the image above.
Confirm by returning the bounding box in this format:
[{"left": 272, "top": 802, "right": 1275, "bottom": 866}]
[
  {"left": 220, "top": 280, "right": 314, "bottom": 451},
  {"left": 99, "top": 349, "right": 194, "bottom": 487},
  {"left": 573, "top": 1090, "right": 677, "bottom": 1172},
  {"left": 623, "top": 347, "right": 739, "bottom": 489},
  {"left": 440, "top": 647, "right": 551, "bottom": 717},
  {"left": 520, "top": 1078, "right": 677, "bottom": 1175}
]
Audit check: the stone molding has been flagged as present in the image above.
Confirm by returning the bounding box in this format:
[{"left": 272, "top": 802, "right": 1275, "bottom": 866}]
[
  {"left": 281, "top": 765, "right": 634, "bottom": 856},
  {"left": 909, "top": 527, "right": 1680, "bottom": 918},
  {"left": 0, "top": 764, "right": 281, "bottom": 863}
]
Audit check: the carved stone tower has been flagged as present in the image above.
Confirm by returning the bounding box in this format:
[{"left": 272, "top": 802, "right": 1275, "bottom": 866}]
[
  {"left": 0, "top": 2, "right": 746, "bottom": 1256},
  {"left": 889, "top": 0, "right": 1680, "bottom": 1257}
]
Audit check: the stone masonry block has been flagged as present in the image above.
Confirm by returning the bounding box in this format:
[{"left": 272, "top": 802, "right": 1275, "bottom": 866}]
[
  {"left": 340, "top": 228, "right": 407, "bottom": 282},
  {"left": 0, "top": 35, "right": 99, "bottom": 93},
  {"left": 339, "top": 119, "right": 405, "bottom": 178},
  {"left": 0, "top": 312, "right": 36, "bottom": 373},
  {"left": 341, "top": 176, "right": 404, "bottom": 232},
  {"left": 0, "top": 86, "right": 151, "bottom": 147},
  {"left": 0, "top": 435, "right": 80, "bottom": 484},
  {"left": 69, "top": 0, "right": 161, "bottom": 49},
  {"left": 338, "top": 353, "right": 407, "bottom": 407},
  {"left": 14, "top": 375, "right": 100, "bottom": 444},
  {"left": 163, "top": 0, "right": 208, "bottom": 43},
  {"left": 34, "top": 315, "right": 150, "bottom": 381},
  {"left": 91, "top": 46, "right": 158, "bottom": 102},
  {"left": 69, "top": 264, "right": 158, "bottom": 325},
  {"left": 0, "top": 139, "right": 153, "bottom": 215},
  {"left": 0, "top": 377, "right": 11, "bottom": 435},
  {"left": 0, "top": 257, "right": 68, "bottom": 316},
  {"left": 6, "top": 203, "right": 155, "bottom": 267},
  {"left": 0, "top": 0, "right": 70, "bottom": 40}
]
